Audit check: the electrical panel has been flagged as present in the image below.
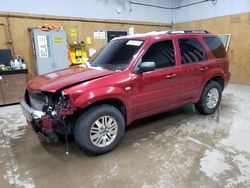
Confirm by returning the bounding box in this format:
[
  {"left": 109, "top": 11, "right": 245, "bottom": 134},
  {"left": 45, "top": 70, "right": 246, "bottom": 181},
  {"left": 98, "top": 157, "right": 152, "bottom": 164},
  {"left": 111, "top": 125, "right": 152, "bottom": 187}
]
[{"left": 31, "top": 29, "right": 69, "bottom": 75}]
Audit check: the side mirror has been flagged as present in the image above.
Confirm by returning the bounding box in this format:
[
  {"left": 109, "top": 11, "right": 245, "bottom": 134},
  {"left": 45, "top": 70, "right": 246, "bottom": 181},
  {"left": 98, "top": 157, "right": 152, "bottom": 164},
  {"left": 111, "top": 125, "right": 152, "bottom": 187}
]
[{"left": 137, "top": 61, "right": 156, "bottom": 73}]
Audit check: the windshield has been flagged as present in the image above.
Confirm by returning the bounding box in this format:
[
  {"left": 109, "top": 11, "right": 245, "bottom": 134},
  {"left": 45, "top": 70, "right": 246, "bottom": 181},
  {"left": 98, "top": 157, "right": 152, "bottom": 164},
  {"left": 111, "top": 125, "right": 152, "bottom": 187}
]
[{"left": 89, "top": 39, "right": 144, "bottom": 71}]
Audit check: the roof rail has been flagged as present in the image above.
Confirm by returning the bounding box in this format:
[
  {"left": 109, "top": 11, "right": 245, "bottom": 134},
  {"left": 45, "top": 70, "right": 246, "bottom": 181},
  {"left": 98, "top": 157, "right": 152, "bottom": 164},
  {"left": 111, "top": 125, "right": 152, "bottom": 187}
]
[{"left": 166, "top": 30, "right": 210, "bottom": 34}]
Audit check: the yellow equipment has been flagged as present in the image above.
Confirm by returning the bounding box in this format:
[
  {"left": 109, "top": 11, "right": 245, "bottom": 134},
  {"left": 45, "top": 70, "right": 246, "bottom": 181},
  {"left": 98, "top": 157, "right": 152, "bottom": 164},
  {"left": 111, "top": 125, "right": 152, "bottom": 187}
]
[{"left": 68, "top": 41, "right": 87, "bottom": 65}]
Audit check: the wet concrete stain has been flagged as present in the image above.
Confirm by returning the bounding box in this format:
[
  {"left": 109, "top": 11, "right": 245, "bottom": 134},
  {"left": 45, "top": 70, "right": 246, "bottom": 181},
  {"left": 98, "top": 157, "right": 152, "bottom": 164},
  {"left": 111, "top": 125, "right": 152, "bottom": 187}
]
[{"left": 1, "top": 84, "right": 250, "bottom": 188}]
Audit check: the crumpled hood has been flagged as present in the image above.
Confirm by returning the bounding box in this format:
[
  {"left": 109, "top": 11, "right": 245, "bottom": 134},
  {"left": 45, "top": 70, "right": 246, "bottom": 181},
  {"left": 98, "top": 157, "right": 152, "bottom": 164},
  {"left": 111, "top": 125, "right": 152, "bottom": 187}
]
[{"left": 27, "top": 66, "right": 116, "bottom": 93}]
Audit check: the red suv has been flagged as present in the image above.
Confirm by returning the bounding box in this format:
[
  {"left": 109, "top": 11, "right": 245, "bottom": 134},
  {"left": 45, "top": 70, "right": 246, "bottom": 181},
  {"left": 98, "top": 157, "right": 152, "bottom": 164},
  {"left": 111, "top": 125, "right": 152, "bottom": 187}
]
[{"left": 21, "top": 30, "right": 230, "bottom": 155}]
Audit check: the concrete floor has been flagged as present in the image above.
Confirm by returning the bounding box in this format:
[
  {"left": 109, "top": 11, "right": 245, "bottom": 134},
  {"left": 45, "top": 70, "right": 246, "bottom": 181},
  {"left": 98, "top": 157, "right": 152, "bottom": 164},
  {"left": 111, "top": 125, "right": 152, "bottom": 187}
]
[{"left": 1, "top": 84, "right": 250, "bottom": 188}]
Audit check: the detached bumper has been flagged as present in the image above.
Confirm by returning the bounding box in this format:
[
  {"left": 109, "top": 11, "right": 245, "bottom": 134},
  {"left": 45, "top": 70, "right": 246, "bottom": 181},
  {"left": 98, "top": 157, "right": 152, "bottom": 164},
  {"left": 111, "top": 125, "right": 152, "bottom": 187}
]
[
  {"left": 20, "top": 97, "right": 45, "bottom": 122},
  {"left": 20, "top": 97, "right": 58, "bottom": 142}
]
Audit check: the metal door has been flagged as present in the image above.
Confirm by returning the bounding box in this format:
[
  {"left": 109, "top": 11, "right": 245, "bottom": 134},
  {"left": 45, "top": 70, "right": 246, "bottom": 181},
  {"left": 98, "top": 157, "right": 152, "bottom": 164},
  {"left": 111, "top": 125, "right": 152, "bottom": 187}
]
[
  {"left": 50, "top": 30, "right": 69, "bottom": 70},
  {"left": 32, "top": 29, "right": 54, "bottom": 75}
]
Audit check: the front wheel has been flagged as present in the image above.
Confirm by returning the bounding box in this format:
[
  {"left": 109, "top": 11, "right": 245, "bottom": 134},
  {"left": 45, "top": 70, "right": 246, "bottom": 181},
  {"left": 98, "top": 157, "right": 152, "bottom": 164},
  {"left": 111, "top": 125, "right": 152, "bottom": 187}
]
[
  {"left": 74, "top": 104, "right": 125, "bottom": 155},
  {"left": 195, "top": 81, "right": 222, "bottom": 115}
]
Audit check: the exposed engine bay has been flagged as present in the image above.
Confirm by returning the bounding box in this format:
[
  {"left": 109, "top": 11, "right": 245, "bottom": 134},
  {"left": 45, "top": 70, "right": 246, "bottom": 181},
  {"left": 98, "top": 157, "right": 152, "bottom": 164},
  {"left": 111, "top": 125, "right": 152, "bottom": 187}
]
[{"left": 24, "top": 89, "right": 76, "bottom": 142}]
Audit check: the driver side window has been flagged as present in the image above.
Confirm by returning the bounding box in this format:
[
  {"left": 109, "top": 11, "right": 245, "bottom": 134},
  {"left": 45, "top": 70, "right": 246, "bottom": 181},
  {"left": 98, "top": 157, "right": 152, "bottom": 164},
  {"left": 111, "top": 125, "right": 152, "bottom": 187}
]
[{"left": 142, "top": 40, "right": 175, "bottom": 69}]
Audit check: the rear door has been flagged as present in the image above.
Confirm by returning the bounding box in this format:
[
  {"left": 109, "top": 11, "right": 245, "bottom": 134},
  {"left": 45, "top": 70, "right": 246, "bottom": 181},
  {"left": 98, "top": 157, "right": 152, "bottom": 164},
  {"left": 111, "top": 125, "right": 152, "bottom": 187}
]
[
  {"left": 176, "top": 37, "right": 208, "bottom": 103},
  {"left": 131, "top": 40, "right": 180, "bottom": 118}
]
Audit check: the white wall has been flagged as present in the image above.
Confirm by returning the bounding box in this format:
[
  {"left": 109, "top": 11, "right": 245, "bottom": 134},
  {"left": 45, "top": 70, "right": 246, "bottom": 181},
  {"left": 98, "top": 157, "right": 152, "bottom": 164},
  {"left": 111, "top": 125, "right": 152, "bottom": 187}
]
[
  {"left": 174, "top": 0, "right": 250, "bottom": 23},
  {"left": 0, "top": 0, "right": 174, "bottom": 23},
  {"left": 1, "top": 0, "right": 249, "bottom": 24}
]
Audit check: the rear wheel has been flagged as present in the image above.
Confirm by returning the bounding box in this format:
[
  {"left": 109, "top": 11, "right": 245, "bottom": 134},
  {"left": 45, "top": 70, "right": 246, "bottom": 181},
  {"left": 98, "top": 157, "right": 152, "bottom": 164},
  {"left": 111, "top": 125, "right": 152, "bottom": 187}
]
[
  {"left": 195, "top": 81, "right": 222, "bottom": 115},
  {"left": 74, "top": 104, "right": 125, "bottom": 155}
]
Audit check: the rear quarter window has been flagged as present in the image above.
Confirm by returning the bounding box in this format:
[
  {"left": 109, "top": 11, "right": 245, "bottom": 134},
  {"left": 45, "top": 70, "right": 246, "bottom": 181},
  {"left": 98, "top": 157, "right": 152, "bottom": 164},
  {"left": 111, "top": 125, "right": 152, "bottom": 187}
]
[{"left": 203, "top": 36, "right": 226, "bottom": 58}]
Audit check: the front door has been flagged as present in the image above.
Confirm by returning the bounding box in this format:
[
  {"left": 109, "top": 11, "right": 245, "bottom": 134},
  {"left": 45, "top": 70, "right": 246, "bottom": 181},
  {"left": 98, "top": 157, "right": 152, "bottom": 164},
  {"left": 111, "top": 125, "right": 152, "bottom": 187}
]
[{"left": 131, "top": 40, "right": 180, "bottom": 119}]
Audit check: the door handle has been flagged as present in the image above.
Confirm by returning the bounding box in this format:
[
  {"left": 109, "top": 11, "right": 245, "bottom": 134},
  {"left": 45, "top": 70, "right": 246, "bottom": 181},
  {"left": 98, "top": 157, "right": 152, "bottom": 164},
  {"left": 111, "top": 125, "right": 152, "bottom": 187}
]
[
  {"left": 200, "top": 67, "right": 209, "bottom": 71},
  {"left": 166, "top": 73, "right": 176, "bottom": 79}
]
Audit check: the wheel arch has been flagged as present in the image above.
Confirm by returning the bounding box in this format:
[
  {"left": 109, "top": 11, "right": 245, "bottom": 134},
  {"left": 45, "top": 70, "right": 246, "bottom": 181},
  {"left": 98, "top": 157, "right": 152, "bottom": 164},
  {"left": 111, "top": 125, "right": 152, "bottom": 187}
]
[
  {"left": 77, "top": 98, "right": 127, "bottom": 124},
  {"left": 196, "top": 75, "right": 225, "bottom": 103},
  {"left": 205, "top": 76, "right": 225, "bottom": 91}
]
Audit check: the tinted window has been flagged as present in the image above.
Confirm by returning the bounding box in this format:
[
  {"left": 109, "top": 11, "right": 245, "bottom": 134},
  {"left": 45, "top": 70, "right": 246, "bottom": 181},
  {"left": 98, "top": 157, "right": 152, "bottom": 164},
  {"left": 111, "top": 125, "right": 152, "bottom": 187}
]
[
  {"left": 142, "top": 40, "right": 175, "bottom": 69},
  {"left": 178, "top": 38, "right": 206, "bottom": 64},
  {"left": 203, "top": 37, "right": 226, "bottom": 58},
  {"left": 90, "top": 39, "right": 143, "bottom": 71}
]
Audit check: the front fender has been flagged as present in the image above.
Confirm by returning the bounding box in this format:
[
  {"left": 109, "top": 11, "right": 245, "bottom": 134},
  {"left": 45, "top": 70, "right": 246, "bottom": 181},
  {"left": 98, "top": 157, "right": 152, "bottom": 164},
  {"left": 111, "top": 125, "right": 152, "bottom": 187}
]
[{"left": 65, "top": 86, "right": 129, "bottom": 109}]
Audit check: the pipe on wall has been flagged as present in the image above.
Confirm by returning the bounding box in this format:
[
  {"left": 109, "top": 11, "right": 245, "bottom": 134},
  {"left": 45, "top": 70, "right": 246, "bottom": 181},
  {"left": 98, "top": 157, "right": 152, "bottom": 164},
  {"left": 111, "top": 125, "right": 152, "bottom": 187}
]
[
  {"left": 0, "top": 20, "right": 15, "bottom": 57},
  {"left": 129, "top": 0, "right": 217, "bottom": 10}
]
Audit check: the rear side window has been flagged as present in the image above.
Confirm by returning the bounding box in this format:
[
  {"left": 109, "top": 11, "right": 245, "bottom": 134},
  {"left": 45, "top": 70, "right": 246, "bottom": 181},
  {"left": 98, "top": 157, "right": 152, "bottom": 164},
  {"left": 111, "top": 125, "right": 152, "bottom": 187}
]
[
  {"left": 142, "top": 40, "right": 175, "bottom": 69},
  {"left": 178, "top": 38, "right": 207, "bottom": 64},
  {"left": 203, "top": 37, "right": 226, "bottom": 58}
]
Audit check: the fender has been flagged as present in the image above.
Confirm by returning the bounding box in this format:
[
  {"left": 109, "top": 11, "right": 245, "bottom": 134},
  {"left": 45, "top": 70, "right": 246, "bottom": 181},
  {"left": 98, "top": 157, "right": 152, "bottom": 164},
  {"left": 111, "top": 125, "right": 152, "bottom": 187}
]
[
  {"left": 198, "top": 67, "right": 225, "bottom": 98},
  {"left": 204, "top": 67, "right": 225, "bottom": 84},
  {"left": 64, "top": 86, "right": 130, "bottom": 109}
]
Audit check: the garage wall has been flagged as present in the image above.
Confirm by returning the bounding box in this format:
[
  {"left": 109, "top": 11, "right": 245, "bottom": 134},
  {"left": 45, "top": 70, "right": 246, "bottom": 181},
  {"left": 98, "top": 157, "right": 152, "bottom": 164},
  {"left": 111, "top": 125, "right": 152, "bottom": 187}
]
[
  {"left": 1, "top": 0, "right": 250, "bottom": 85},
  {"left": 0, "top": 0, "right": 174, "bottom": 23},
  {"left": 0, "top": 12, "right": 171, "bottom": 79},
  {"left": 174, "top": 0, "right": 250, "bottom": 23},
  {"left": 0, "top": 0, "right": 174, "bottom": 79},
  {"left": 173, "top": 0, "right": 250, "bottom": 85},
  {"left": 174, "top": 12, "right": 250, "bottom": 85}
]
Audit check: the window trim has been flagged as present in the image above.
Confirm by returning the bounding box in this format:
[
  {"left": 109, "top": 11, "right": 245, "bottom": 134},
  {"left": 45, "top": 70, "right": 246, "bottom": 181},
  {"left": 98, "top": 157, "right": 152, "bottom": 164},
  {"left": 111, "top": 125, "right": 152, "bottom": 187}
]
[
  {"left": 178, "top": 37, "right": 207, "bottom": 65},
  {"left": 133, "top": 39, "right": 176, "bottom": 73}
]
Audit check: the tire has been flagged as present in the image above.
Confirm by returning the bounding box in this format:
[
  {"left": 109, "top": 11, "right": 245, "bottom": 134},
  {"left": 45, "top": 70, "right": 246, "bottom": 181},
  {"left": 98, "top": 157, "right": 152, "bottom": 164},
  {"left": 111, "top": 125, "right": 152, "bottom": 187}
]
[
  {"left": 195, "top": 81, "right": 222, "bottom": 115},
  {"left": 74, "top": 104, "right": 125, "bottom": 155}
]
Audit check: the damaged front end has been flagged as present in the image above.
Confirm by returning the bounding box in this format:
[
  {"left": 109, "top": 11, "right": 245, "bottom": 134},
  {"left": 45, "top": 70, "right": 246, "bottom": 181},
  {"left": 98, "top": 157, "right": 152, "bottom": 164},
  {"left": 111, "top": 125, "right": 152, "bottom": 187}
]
[{"left": 21, "top": 89, "right": 76, "bottom": 142}]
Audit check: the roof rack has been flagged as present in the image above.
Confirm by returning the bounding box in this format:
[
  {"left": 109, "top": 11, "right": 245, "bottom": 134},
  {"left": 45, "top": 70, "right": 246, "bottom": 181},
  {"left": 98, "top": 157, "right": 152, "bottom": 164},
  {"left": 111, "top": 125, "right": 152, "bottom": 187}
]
[{"left": 166, "top": 30, "right": 210, "bottom": 34}]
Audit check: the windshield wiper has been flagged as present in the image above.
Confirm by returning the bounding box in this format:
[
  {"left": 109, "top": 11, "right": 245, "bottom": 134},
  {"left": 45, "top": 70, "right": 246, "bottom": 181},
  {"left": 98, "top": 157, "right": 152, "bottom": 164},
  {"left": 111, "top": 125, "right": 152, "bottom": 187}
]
[{"left": 79, "top": 60, "right": 108, "bottom": 71}]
